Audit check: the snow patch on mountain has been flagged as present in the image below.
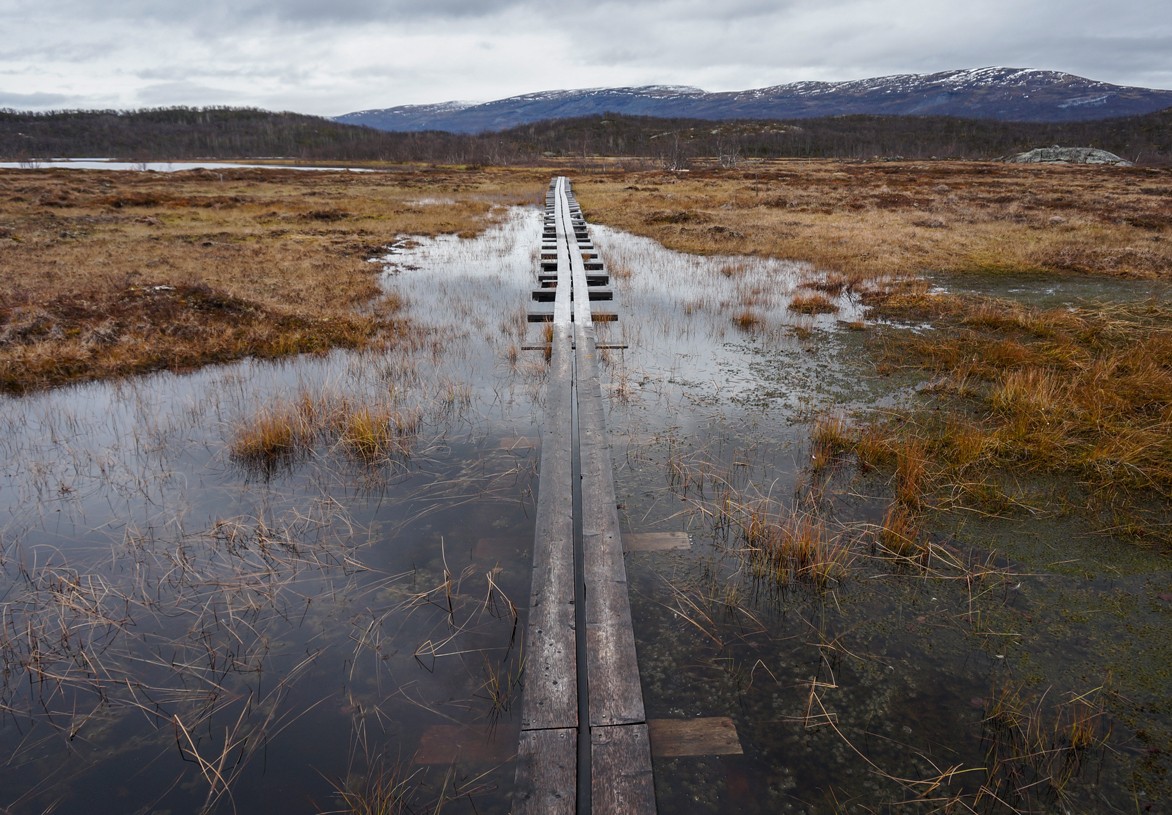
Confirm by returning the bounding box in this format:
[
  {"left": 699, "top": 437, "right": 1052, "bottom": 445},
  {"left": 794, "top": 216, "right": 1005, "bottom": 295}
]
[{"left": 335, "top": 69, "right": 1172, "bottom": 133}]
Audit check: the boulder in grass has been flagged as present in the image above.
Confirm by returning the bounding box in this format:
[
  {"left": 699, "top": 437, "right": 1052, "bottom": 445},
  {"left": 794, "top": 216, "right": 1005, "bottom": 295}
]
[{"left": 1006, "top": 146, "right": 1132, "bottom": 165}]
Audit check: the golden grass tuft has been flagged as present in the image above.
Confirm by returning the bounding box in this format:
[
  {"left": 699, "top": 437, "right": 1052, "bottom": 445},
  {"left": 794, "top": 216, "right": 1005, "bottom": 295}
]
[
  {"left": 788, "top": 291, "right": 839, "bottom": 315},
  {"left": 230, "top": 406, "right": 312, "bottom": 469},
  {"left": 810, "top": 413, "right": 851, "bottom": 471},
  {"left": 340, "top": 406, "right": 421, "bottom": 464},
  {"left": 231, "top": 391, "right": 422, "bottom": 472},
  {"left": 732, "top": 309, "right": 764, "bottom": 330},
  {"left": 738, "top": 504, "right": 852, "bottom": 588},
  {"left": 878, "top": 502, "right": 926, "bottom": 564}
]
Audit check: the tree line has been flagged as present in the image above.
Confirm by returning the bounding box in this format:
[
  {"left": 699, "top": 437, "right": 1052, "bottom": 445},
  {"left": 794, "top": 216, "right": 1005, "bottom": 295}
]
[{"left": 2, "top": 105, "right": 1169, "bottom": 165}]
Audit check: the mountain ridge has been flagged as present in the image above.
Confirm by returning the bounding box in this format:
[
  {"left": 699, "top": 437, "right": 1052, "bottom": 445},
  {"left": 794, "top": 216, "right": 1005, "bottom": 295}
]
[{"left": 335, "top": 68, "right": 1172, "bottom": 133}]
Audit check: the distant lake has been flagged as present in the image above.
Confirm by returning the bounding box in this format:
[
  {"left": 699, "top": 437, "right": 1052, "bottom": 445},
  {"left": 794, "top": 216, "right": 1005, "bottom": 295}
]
[{"left": 0, "top": 158, "right": 373, "bottom": 172}]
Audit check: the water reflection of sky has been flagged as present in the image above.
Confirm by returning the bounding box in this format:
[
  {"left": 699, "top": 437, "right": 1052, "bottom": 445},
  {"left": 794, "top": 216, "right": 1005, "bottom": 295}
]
[{"left": 0, "top": 158, "right": 374, "bottom": 172}]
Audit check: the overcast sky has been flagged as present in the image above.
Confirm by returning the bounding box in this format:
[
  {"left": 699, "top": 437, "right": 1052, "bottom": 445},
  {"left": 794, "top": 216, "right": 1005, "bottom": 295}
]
[{"left": 2, "top": 0, "right": 1169, "bottom": 116}]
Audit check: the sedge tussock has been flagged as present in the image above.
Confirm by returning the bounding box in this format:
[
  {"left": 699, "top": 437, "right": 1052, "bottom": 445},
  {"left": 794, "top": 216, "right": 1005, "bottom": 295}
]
[
  {"left": 231, "top": 391, "right": 422, "bottom": 472},
  {"left": 788, "top": 290, "right": 839, "bottom": 315}
]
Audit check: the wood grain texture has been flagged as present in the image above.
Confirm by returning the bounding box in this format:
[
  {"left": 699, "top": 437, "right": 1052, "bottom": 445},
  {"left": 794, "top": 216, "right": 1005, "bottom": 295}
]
[
  {"left": 592, "top": 725, "right": 657, "bottom": 815},
  {"left": 520, "top": 321, "right": 576, "bottom": 731},
  {"left": 515, "top": 729, "right": 576, "bottom": 815},
  {"left": 648, "top": 717, "right": 744, "bottom": 758}
]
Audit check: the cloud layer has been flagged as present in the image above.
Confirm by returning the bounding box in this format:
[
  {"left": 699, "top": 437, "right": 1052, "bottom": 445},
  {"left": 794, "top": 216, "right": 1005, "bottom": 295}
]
[{"left": 3, "top": 0, "right": 1169, "bottom": 116}]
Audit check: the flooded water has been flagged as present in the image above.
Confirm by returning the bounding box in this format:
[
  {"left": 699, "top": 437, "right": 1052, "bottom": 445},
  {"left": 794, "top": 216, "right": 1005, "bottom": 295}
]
[
  {"left": 0, "top": 159, "right": 373, "bottom": 172},
  {"left": 1, "top": 204, "right": 1167, "bottom": 814}
]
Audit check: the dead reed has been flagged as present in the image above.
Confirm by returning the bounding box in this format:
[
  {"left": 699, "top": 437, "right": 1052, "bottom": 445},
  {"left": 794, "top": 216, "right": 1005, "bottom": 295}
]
[{"left": 980, "top": 683, "right": 1112, "bottom": 807}]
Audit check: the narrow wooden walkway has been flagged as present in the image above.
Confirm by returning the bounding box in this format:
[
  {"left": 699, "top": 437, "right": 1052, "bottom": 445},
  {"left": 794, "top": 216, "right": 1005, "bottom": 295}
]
[{"left": 514, "top": 178, "right": 656, "bottom": 814}]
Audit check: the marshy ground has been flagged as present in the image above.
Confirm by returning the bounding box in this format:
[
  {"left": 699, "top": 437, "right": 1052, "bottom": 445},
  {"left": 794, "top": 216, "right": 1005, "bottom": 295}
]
[{"left": 0, "top": 160, "right": 1168, "bottom": 814}]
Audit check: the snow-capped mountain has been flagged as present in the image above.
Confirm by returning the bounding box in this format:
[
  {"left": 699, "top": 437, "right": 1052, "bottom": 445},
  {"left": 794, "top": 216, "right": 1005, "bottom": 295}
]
[{"left": 336, "top": 69, "right": 1172, "bottom": 133}]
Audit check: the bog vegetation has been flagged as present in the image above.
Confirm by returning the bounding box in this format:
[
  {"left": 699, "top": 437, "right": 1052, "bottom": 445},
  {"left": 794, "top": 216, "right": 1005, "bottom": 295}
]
[
  {"left": 0, "top": 165, "right": 548, "bottom": 391},
  {"left": 0, "top": 154, "right": 1169, "bottom": 812}
]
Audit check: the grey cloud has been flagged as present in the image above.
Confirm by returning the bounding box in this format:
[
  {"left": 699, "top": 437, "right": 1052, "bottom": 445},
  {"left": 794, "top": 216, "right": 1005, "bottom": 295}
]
[
  {"left": 5, "top": 0, "right": 1170, "bottom": 116},
  {"left": 23, "top": 0, "right": 536, "bottom": 29},
  {"left": 0, "top": 91, "right": 77, "bottom": 108},
  {"left": 133, "top": 80, "right": 252, "bottom": 107}
]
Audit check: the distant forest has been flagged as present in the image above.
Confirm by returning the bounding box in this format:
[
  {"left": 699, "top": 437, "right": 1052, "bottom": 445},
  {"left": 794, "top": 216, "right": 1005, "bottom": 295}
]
[{"left": 2, "top": 105, "right": 1170, "bottom": 165}]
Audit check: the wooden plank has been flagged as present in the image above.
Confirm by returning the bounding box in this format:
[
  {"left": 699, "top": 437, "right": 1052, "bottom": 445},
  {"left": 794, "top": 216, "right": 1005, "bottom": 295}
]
[
  {"left": 415, "top": 724, "right": 516, "bottom": 765},
  {"left": 520, "top": 322, "right": 576, "bottom": 732},
  {"left": 576, "top": 323, "right": 647, "bottom": 729},
  {"left": 553, "top": 178, "right": 573, "bottom": 327},
  {"left": 563, "top": 184, "right": 593, "bottom": 328},
  {"left": 625, "top": 532, "right": 691, "bottom": 552},
  {"left": 648, "top": 717, "right": 744, "bottom": 758},
  {"left": 592, "top": 725, "right": 657, "bottom": 814},
  {"left": 515, "top": 729, "right": 576, "bottom": 815},
  {"left": 498, "top": 435, "right": 536, "bottom": 450}
]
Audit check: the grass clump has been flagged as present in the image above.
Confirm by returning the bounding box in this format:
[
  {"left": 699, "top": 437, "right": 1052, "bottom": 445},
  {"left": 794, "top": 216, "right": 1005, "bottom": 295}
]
[
  {"left": 842, "top": 290, "right": 1172, "bottom": 544},
  {"left": 734, "top": 502, "right": 852, "bottom": 589},
  {"left": 340, "top": 406, "right": 421, "bottom": 464},
  {"left": 788, "top": 291, "right": 838, "bottom": 315},
  {"left": 230, "top": 405, "right": 313, "bottom": 470},
  {"left": 231, "top": 391, "right": 423, "bottom": 473}
]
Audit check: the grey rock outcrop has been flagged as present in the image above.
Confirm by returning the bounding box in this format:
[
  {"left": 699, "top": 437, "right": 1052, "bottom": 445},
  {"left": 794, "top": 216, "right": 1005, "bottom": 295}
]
[{"left": 1006, "top": 146, "right": 1132, "bottom": 165}]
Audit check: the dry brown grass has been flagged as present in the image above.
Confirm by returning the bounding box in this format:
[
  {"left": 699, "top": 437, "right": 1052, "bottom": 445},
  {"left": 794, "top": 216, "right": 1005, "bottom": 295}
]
[
  {"left": 826, "top": 293, "right": 1172, "bottom": 543},
  {"left": 573, "top": 160, "right": 1172, "bottom": 282},
  {"left": 0, "top": 165, "right": 549, "bottom": 392},
  {"left": 565, "top": 160, "right": 1167, "bottom": 543}
]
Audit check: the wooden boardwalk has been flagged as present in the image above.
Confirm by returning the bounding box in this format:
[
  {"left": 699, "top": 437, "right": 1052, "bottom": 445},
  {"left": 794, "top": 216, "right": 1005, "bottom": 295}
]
[{"left": 514, "top": 178, "right": 656, "bottom": 814}]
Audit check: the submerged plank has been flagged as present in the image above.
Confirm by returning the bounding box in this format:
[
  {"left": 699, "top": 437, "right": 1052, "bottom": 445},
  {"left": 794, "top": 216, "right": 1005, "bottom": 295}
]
[
  {"left": 415, "top": 724, "right": 516, "bottom": 765},
  {"left": 625, "top": 532, "right": 691, "bottom": 552},
  {"left": 648, "top": 717, "right": 744, "bottom": 758}
]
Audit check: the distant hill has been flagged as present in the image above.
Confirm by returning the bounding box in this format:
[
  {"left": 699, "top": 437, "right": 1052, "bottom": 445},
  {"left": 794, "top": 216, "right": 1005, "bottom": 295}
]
[
  {"left": 2, "top": 105, "right": 1169, "bottom": 166},
  {"left": 336, "top": 68, "right": 1172, "bottom": 133},
  {"left": 0, "top": 107, "right": 440, "bottom": 162},
  {"left": 495, "top": 108, "right": 1172, "bottom": 165}
]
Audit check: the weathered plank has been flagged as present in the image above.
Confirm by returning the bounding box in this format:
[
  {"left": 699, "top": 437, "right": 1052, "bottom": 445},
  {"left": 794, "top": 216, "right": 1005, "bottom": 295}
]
[
  {"left": 592, "top": 725, "right": 657, "bottom": 815},
  {"left": 647, "top": 717, "right": 744, "bottom": 758},
  {"left": 625, "top": 532, "right": 692, "bottom": 552},
  {"left": 515, "top": 729, "right": 576, "bottom": 815},
  {"left": 520, "top": 321, "right": 576, "bottom": 732},
  {"left": 576, "top": 324, "right": 646, "bottom": 729}
]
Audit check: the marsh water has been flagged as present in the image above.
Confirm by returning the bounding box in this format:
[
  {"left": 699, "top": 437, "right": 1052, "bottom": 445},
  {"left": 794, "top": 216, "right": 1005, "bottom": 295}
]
[{"left": 0, "top": 204, "right": 1167, "bottom": 813}]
